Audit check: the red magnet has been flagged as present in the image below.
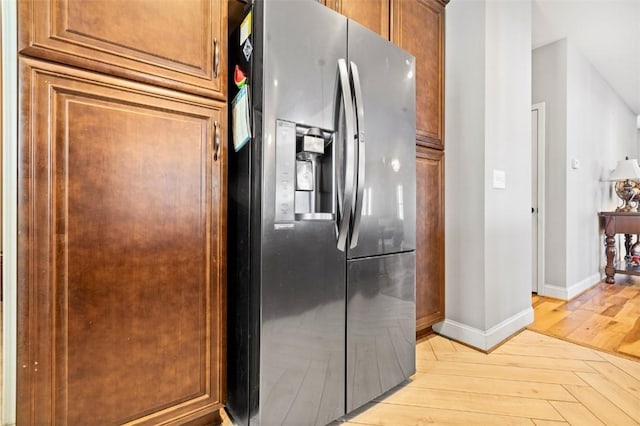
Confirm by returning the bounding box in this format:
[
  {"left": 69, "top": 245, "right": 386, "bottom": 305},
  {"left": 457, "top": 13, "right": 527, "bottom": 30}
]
[{"left": 234, "top": 65, "right": 247, "bottom": 89}]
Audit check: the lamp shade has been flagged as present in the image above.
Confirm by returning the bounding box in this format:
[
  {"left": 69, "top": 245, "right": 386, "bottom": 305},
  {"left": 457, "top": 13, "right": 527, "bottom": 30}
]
[{"left": 609, "top": 159, "right": 640, "bottom": 181}]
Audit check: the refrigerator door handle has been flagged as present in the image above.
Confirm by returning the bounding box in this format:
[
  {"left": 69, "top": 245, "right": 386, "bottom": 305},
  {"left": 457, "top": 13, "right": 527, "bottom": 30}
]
[
  {"left": 335, "top": 58, "right": 357, "bottom": 252},
  {"left": 349, "top": 61, "right": 365, "bottom": 249}
]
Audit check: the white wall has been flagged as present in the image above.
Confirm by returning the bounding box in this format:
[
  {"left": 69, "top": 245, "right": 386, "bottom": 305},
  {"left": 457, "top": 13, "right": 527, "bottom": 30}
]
[
  {"left": 533, "top": 39, "right": 637, "bottom": 299},
  {"left": 566, "top": 41, "right": 637, "bottom": 288},
  {"left": 484, "top": 0, "right": 533, "bottom": 330},
  {"left": 2, "top": 0, "right": 18, "bottom": 424},
  {"left": 437, "top": 0, "right": 533, "bottom": 350},
  {"left": 441, "top": 0, "right": 486, "bottom": 331}
]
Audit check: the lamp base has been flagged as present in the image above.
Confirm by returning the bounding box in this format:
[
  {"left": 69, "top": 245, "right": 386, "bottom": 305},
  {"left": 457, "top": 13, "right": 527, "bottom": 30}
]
[
  {"left": 615, "top": 179, "right": 640, "bottom": 212},
  {"left": 615, "top": 203, "right": 638, "bottom": 213}
]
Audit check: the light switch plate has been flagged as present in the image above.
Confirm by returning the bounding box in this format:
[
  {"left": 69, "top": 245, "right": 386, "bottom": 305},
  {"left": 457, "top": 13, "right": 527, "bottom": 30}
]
[
  {"left": 493, "top": 169, "right": 506, "bottom": 189},
  {"left": 571, "top": 158, "right": 580, "bottom": 169}
]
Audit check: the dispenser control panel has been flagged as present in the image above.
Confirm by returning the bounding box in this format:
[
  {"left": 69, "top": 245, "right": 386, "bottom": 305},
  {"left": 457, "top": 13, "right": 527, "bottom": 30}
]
[{"left": 275, "top": 120, "right": 296, "bottom": 224}]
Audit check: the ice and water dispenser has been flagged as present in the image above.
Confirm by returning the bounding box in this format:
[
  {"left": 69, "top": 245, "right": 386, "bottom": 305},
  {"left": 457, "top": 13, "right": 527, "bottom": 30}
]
[{"left": 274, "top": 119, "right": 335, "bottom": 224}]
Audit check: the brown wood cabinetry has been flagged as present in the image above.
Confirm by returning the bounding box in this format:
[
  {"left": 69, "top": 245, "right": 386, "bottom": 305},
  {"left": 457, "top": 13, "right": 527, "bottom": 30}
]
[
  {"left": 18, "top": 0, "right": 227, "bottom": 100},
  {"left": 392, "top": 0, "right": 447, "bottom": 334},
  {"left": 325, "top": 0, "right": 390, "bottom": 39},
  {"left": 416, "top": 147, "right": 445, "bottom": 332},
  {"left": 17, "top": 57, "right": 226, "bottom": 424},
  {"left": 18, "top": 0, "right": 229, "bottom": 422},
  {"left": 392, "top": 0, "right": 445, "bottom": 149}
]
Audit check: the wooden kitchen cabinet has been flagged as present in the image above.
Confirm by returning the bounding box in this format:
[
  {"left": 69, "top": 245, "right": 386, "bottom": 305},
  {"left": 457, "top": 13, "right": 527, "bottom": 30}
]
[
  {"left": 17, "top": 57, "right": 226, "bottom": 425},
  {"left": 392, "top": 0, "right": 445, "bottom": 150},
  {"left": 415, "top": 147, "right": 445, "bottom": 334},
  {"left": 18, "top": 0, "right": 227, "bottom": 101},
  {"left": 325, "top": 0, "right": 390, "bottom": 39},
  {"left": 391, "top": 0, "right": 447, "bottom": 335}
]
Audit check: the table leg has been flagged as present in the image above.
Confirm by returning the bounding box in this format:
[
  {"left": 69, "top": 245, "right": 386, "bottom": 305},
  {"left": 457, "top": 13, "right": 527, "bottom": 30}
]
[
  {"left": 625, "top": 233, "right": 633, "bottom": 261},
  {"left": 604, "top": 233, "right": 616, "bottom": 284}
]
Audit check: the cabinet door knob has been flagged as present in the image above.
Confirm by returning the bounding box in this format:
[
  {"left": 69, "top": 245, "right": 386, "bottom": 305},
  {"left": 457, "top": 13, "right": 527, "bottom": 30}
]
[{"left": 213, "top": 38, "right": 220, "bottom": 79}]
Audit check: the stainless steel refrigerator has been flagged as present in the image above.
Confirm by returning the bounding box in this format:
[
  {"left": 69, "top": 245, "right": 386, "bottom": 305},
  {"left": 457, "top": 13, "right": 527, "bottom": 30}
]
[{"left": 228, "top": 1, "right": 416, "bottom": 425}]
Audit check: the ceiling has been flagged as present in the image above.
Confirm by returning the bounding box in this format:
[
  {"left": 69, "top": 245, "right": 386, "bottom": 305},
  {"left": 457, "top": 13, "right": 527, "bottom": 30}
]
[{"left": 532, "top": 0, "right": 640, "bottom": 115}]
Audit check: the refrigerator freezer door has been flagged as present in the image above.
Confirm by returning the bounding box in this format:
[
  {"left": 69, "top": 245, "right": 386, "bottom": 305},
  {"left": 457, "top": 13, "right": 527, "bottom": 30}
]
[
  {"left": 259, "top": 2, "right": 347, "bottom": 425},
  {"left": 346, "top": 252, "right": 416, "bottom": 412},
  {"left": 347, "top": 21, "right": 416, "bottom": 259}
]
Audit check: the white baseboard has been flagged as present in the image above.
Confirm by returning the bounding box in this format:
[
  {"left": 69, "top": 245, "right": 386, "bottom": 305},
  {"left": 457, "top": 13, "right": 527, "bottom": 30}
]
[
  {"left": 432, "top": 307, "right": 534, "bottom": 351},
  {"left": 540, "top": 273, "right": 600, "bottom": 300}
]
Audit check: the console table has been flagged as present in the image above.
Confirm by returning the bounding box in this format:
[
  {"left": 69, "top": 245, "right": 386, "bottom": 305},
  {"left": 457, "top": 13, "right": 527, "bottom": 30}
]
[{"left": 599, "top": 211, "right": 640, "bottom": 283}]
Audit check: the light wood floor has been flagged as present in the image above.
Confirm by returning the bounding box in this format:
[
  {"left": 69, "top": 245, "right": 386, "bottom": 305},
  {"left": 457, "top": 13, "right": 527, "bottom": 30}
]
[
  {"left": 338, "top": 330, "right": 640, "bottom": 425},
  {"left": 530, "top": 278, "right": 640, "bottom": 360}
]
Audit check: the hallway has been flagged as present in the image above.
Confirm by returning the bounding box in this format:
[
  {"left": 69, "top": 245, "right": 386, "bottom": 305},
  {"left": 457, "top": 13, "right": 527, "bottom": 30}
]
[{"left": 531, "top": 279, "right": 640, "bottom": 360}]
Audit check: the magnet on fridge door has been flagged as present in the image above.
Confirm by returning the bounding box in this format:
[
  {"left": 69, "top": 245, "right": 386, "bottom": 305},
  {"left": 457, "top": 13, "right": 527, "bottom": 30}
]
[{"left": 234, "top": 65, "right": 248, "bottom": 89}]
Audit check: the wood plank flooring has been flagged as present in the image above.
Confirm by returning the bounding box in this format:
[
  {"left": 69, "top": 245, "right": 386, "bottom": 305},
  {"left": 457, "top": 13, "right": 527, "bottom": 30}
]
[
  {"left": 336, "top": 330, "right": 640, "bottom": 425},
  {"left": 530, "top": 278, "right": 640, "bottom": 360}
]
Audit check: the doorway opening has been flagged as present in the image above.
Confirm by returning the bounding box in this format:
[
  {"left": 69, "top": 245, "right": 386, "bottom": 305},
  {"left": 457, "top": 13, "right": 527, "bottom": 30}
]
[{"left": 531, "top": 103, "right": 546, "bottom": 294}]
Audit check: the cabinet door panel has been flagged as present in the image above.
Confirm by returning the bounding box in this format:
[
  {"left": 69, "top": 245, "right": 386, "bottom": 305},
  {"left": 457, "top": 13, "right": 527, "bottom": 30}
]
[
  {"left": 19, "top": 0, "right": 227, "bottom": 100},
  {"left": 327, "top": 0, "right": 390, "bottom": 39},
  {"left": 392, "top": 0, "right": 444, "bottom": 149},
  {"left": 17, "top": 57, "right": 226, "bottom": 425},
  {"left": 416, "top": 147, "right": 444, "bottom": 332}
]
